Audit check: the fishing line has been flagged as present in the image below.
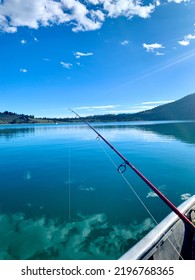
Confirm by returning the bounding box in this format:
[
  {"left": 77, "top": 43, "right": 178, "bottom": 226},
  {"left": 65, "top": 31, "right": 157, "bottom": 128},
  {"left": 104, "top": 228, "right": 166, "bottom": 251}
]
[
  {"left": 68, "top": 120, "right": 71, "bottom": 221},
  {"left": 96, "top": 139, "right": 158, "bottom": 224},
  {"left": 96, "top": 139, "right": 184, "bottom": 260}
]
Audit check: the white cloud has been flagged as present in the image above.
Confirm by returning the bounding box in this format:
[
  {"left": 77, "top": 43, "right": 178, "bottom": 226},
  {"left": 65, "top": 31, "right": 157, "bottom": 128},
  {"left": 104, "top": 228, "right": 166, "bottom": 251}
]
[
  {"left": 126, "top": 100, "right": 174, "bottom": 113},
  {"left": 102, "top": 0, "right": 155, "bottom": 19},
  {"left": 185, "top": 34, "right": 195, "bottom": 40},
  {"left": 103, "top": 107, "right": 153, "bottom": 114},
  {"left": 20, "top": 39, "right": 27, "bottom": 44},
  {"left": 87, "top": 0, "right": 100, "bottom": 4},
  {"left": 0, "top": 0, "right": 156, "bottom": 33},
  {"left": 90, "top": 9, "right": 105, "bottom": 22},
  {"left": 74, "top": 101, "right": 174, "bottom": 115},
  {"left": 178, "top": 40, "right": 190, "bottom": 46},
  {"left": 143, "top": 43, "right": 164, "bottom": 53},
  {"left": 20, "top": 68, "right": 28, "bottom": 73},
  {"left": 155, "top": 51, "right": 164, "bottom": 56},
  {"left": 74, "top": 51, "right": 93, "bottom": 58},
  {"left": 75, "top": 105, "right": 119, "bottom": 110},
  {"left": 121, "top": 40, "right": 129, "bottom": 46},
  {"left": 60, "top": 61, "right": 73, "bottom": 69},
  {"left": 178, "top": 33, "right": 195, "bottom": 46},
  {"left": 62, "top": 0, "right": 104, "bottom": 32},
  {"left": 141, "top": 100, "right": 174, "bottom": 105},
  {"left": 0, "top": 0, "right": 103, "bottom": 33},
  {"left": 168, "top": 0, "right": 189, "bottom": 3},
  {"left": 0, "top": 14, "right": 17, "bottom": 32},
  {"left": 155, "top": 0, "right": 161, "bottom": 6}
]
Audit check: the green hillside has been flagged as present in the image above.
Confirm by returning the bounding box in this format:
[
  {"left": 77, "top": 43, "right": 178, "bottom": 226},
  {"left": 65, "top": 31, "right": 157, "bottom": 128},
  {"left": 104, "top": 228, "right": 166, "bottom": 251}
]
[
  {"left": 1, "top": 93, "right": 195, "bottom": 124},
  {"left": 0, "top": 111, "right": 54, "bottom": 124},
  {"left": 133, "top": 93, "right": 195, "bottom": 121}
]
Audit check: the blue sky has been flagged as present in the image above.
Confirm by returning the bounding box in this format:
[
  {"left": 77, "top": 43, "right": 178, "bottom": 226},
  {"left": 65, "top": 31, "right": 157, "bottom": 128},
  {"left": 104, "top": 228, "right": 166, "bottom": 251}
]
[{"left": 0, "top": 0, "right": 195, "bottom": 117}]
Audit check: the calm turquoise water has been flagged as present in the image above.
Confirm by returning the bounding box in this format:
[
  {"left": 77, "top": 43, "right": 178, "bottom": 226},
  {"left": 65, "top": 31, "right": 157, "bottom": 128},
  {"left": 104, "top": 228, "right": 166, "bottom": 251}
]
[{"left": 0, "top": 121, "right": 195, "bottom": 260}]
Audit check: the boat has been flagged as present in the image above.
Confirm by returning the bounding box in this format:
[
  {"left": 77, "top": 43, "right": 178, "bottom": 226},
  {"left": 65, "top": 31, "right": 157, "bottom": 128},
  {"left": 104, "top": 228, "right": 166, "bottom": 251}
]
[{"left": 119, "top": 195, "right": 195, "bottom": 260}]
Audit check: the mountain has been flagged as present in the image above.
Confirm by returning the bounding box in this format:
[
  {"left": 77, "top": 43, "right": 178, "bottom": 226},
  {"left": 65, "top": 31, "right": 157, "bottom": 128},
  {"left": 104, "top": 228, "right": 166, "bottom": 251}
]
[
  {"left": 131, "top": 93, "right": 195, "bottom": 121},
  {"left": 1, "top": 93, "right": 195, "bottom": 124},
  {"left": 84, "top": 93, "right": 195, "bottom": 122}
]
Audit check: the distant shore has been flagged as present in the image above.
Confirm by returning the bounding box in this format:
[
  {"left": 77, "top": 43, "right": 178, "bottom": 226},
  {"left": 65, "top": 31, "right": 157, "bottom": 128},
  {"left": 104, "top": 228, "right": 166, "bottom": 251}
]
[{"left": 1, "top": 93, "right": 195, "bottom": 124}]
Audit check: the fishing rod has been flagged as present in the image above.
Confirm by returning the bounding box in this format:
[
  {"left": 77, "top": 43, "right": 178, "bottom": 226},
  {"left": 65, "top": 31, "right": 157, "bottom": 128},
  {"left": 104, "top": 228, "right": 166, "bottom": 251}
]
[{"left": 69, "top": 109, "right": 195, "bottom": 233}]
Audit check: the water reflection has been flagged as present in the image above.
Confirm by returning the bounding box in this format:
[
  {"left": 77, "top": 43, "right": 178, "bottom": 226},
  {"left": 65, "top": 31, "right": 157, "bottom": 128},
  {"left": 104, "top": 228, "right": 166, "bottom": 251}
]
[
  {"left": 1, "top": 121, "right": 195, "bottom": 144},
  {"left": 0, "top": 121, "right": 195, "bottom": 260},
  {"left": 0, "top": 127, "right": 35, "bottom": 140},
  {"left": 134, "top": 122, "right": 195, "bottom": 145},
  {"left": 63, "top": 121, "right": 195, "bottom": 145},
  {"left": 0, "top": 212, "right": 154, "bottom": 260},
  {"left": 66, "top": 121, "right": 195, "bottom": 145}
]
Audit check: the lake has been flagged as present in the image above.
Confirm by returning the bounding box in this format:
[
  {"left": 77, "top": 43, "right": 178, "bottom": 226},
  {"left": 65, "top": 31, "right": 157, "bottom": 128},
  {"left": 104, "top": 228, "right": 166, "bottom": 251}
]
[{"left": 0, "top": 121, "right": 195, "bottom": 260}]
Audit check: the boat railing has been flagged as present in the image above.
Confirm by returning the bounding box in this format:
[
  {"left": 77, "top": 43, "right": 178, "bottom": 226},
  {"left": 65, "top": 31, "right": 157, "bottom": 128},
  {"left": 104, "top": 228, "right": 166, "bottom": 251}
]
[{"left": 119, "top": 195, "right": 195, "bottom": 260}]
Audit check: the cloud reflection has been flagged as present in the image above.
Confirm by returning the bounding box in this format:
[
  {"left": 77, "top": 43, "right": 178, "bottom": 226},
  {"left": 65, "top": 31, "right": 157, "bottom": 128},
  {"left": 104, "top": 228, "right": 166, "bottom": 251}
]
[
  {"left": 146, "top": 191, "right": 158, "bottom": 198},
  {"left": 0, "top": 212, "right": 154, "bottom": 260},
  {"left": 180, "top": 193, "right": 191, "bottom": 201}
]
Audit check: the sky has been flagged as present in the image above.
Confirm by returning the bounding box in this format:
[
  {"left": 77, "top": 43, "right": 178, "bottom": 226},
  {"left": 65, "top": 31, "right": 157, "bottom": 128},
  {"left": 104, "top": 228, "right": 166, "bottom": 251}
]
[{"left": 0, "top": 0, "right": 195, "bottom": 118}]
